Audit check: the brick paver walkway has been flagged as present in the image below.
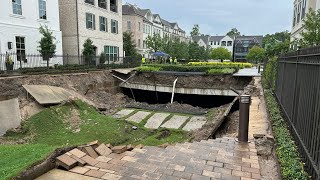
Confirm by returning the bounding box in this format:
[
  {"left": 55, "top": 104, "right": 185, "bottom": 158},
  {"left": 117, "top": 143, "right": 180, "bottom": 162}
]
[{"left": 39, "top": 137, "right": 261, "bottom": 180}]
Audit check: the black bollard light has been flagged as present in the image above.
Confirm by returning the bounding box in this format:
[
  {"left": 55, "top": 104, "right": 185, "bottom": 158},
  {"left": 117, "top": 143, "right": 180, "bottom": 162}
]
[{"left": 238, "top": 95, "right": 251, "bottom": 142}]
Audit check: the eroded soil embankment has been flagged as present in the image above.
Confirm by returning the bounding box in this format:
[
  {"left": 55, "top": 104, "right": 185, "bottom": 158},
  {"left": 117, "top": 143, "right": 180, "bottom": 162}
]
[
  {"left": 129, "top": 72, "right": 252, "bottom": 90},
  {"left": 0, "top": 71, "right": 127, "bottom": 120}
]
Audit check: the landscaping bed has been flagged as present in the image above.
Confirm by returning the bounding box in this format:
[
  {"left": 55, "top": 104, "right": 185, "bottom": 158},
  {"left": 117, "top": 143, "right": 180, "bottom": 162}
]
[
  {"left": 0, "top": 100, "right": 190, "bottom": 180},
  {"left": 137, "top": 62, "right": 252, "bottom": 75}
]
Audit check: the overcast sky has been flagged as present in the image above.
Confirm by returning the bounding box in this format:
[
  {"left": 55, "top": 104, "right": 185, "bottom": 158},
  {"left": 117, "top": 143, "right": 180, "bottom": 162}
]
[{"left": 123, "top": 0, "right": 293, "bottom": 36}]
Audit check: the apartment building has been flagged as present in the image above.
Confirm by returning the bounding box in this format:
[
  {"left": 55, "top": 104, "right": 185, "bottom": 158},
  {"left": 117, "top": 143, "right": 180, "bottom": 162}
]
[
  {"left": 234, "top": 36, "right": 263, "bottom": 62},
  {"left": 59, "top": 0, "right": 123, "bottom": 64},
  {"left": 291, "top": 0, "right": 318, "bottom": 41},
  {"left": 122, "top": 3, "right": 189, "bottom": 57},
  {"left": 0, "top": 0, "right": 63, "bottom": 66},
  {"left": 192, "top": 35, "right": 234, "bottom": 54}
]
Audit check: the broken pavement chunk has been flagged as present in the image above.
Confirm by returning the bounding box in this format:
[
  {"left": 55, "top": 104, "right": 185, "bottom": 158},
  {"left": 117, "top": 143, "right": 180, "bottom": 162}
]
[
  {"left": 111, "top": 145, "right": 128, "bottom": 154},
  {"left": 95, "top": 143, "right": 112, "bottom": 157},
  {"left": 84, "top": 146, "right": 99, "bottom": 158},
  {"left": 56, "top": 154, "right": 78, "bottom": 170}
]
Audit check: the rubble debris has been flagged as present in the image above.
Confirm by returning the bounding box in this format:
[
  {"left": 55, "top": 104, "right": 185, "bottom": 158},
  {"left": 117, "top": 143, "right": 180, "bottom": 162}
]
[{"left": 111, "top": 145, "right": 128, "bottom": 154}]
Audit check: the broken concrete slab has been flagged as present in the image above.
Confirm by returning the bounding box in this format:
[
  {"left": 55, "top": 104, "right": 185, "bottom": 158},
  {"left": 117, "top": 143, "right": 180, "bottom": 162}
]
[
  {"left": 36, "top": 169, "right": 100, "bottom": 180},
  {"left": 111, "top": 145, "right": 128, "bottom": 154},
  {"left": 112, "top": 109, "right": 134, "bottom": 119},
  {"left": 69, "top": 166, "right": 90, "bottom": 175},
  {"left": 95, "top": 144, "right": 112, "bottom": 157},
  {"left": 144, "top": 113, "right": 170, "bottom": 129},
  {"left": 0, "top": 98, "right": 21, "bottom": 136},
  {"left": 56, "top": 154, "right": 78, "bottom": 170},
  {"left": 126, "top": 111, "right": 151, "bottom": 123},
  {"left": 182, "top": 116, "right": 207, "bottom": 131},
  {"left": 84, "top": 146, "right": 99, "bottom": 159},
  {"left": 160, "top": 115, "right": 189, "bottom": 129},
  {"left": 81, "top": 155, "right": 99, "bottom": 166},
  {"left": 69, "top": 148, "right": 87, "bottom": 158},
  {"left": 23, "top": 85, "right": 72, "bottom": 105}
]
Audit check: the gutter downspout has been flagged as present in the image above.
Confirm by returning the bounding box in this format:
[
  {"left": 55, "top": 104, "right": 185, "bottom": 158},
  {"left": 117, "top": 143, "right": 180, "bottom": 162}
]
[
  {"left": 171, "top": 78, "right": 178, "bottom": 104},
  {"left": 76, "top": 0, "right": 80, "bottom": 64}
]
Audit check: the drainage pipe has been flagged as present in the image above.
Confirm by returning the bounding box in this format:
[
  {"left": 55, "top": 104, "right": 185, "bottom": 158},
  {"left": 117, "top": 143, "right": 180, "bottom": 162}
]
[{"left": 170, "top": 78, "right": 178, "bottom": 104}]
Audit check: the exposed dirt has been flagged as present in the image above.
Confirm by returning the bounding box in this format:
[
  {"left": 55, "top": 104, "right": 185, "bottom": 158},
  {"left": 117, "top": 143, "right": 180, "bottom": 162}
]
[
  {"left": 86, "top": 91, "right": 128, "bottom": 115},
  {"left": 129, "top": 72, "right": 252, "bottom": 90},
  {"left": 192, "top": 104, "right": 230, "bottom": 141},
  {"left": 125, "top": 101, "right": 208, "bottom": 115},
  {"left": 215, "top": 110, "right": 239, "bottom": 138}
]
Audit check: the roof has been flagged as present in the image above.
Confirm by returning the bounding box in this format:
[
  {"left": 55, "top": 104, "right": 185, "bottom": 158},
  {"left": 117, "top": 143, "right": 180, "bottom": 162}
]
[
  {"left": 235, "top": 36, "right": 263, "bottom": 45},
  {"left": 192, "top": 35, "right": 210, "bottom": 45},
  {"left": 209, "top": 36, "right": 225, "bottom": 42},
  {"left": 161, "top": 18, "right": 172, "bottom": 27}
]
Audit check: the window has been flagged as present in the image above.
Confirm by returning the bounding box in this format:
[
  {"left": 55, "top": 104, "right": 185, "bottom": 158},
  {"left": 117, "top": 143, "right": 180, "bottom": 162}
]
[
  {"left": 297, "top": 3, "right": 301, "bottom": 23},
  {"left": 293, "top": 6, "right": 296, "bottom": 27},
  {"left": 85, "top": 0, "right": 94, "bottom": 5},
  {"left": 86, "top": 13, "right": 95, "bottom": 30},
  {"left": 217, "top": 41, "right": 220, "bottom": 45},
  {"left": 38, "top": 0, "right": 46, "bottom": 19},
  {"left": 111, "top": 19, "right": 118, "bottom": 34},
  {"left": 127, "top": 21, "right": 131, "bottom": 30},
  {"left": 138, "top": 22, "right": 141, "bottom": 31},
  {"left": 301, "top": 0, "right": 306, "bottom": 18},
  {"left": 110, "top": 0, "right": 117, "bottom": 13},
  {"left": 214, "top": 41, "right": 216, "bottom": 45},
  {"left": 104, "top": 46, "right": 119, "bottom": 61},
  {"left": 16, "top": 36, "right": 26, "bottom": 63},
  {"left": 227, "top": 41, "right": 232, "bottom": 46},
  {"left": 98, "top": 0, "right": 106, "bottom": 9},
  {"left": 143, "top": 40, "right": 146, "bottom": 48},
  {"left": 221, "top": 41, "right": 226, "bottom": 46},
  {"left": 12, "top": 0, "right": 22, "bottom": 15},
  {"left": 99, "top": 16, "right": 107, "bottom": 32},
  {"left": 138, "top": 39, "right": 141, "bottom": 48}
]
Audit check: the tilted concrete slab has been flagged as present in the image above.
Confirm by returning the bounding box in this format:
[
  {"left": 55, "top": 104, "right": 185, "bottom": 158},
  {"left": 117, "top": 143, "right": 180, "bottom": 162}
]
[
  {"left": 112, "top": 109, "right": 135, "bottom": 119},
  {"left": 120, "top": 83, "right": 238, "bottom": 96},
  {"left": 161, "top": 115, "right": 189, "bottom": 129},
  {"left": 144, "top": 113, "right": 170, "bottom": 129},
  {"left": 23, "top": 85, "right": 72, "bottom": 105},
  {"left": 0, "top": 98, "right": 21, "bottom": 136},
  {"left": 126, "top": 111, "right": 151, "bottom": 123},
  {"left": 182, "top": 116, "right": 207, "bottom": 131},
  {"left": 112, "top": 68, "right": 136, "bottom": 75},
  {"left": 36, "top": 169, "right": 99, "bottom": 180}
]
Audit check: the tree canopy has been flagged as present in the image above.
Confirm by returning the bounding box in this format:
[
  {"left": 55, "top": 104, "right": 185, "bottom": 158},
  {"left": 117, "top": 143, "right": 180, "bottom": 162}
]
[
  {"left": 226, "top": 28, "right": 241, "bottom": 37},
  {"left": 146, "top": 33, "right": 162, "bottom": 53},
  {"left": 301, "top": 9, "right": 320, "bottom": 47},
  {"left": 263, "top": 31, "right": 290, "bottom": 57},
  {"left": 210, "top": 47, "right": 232, "bottom": 61},
  {"left": 123, "top": 31, "right": 138, "bottom": 57},
  {"left": 38, "top": 25, "right": 56, "bottom": 62},
  {"left": 190, "top": 24, "right": 200, "bottom": 36},
  {"left": 246, "top": 46, "right": 266, "bottom": 63}
]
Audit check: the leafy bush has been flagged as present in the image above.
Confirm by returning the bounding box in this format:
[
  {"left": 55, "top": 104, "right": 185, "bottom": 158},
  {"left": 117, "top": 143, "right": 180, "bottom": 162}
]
[
  {"left": 141, "top": 64, "right": 239, "bottom": 73},
  {"left": 188, "top": 62, "right": 253, "bottom": 68},
  {"left": 207, "top": 68, "right": 236, "bottom": 75},
  {"left": 263, "top": 57, "right": 278, "bottom": 90},
  {"left": 137, "top": 66, "right": 162, "bottom": 72},
  {"left": 264, "top": 89, "right": 308, "bottom": 180}
]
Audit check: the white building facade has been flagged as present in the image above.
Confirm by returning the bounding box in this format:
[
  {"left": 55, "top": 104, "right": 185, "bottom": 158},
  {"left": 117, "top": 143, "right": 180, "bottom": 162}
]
[
  {"left": 0, "top": 0, "right": 63, "bottom": 68},
  {"left": 209, "top": 35, "right": 234, "bottom": 54},
  {"left": 291, "top": 0, "right": 318, "bottom": 41}
]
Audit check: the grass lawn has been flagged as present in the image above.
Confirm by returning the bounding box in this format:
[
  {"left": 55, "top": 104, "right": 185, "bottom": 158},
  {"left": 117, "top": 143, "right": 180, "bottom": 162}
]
[{"left": 0, "top": 100, "right": 190, "bottom": 180}]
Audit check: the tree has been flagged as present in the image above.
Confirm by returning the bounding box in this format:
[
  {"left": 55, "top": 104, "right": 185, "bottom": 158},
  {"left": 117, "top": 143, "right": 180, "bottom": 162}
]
[
  {"left": 146, "top": 33, "right": 162, "bottom": 52},
  {"left": 123, "top": 31, "right": 138, "bottom": 57},
  {"left": 82, "top": 38, "right": 95, "bottom": 65},
  {"left": 301, "top": 9, "right": 320, "bottom": 47},
  {"left": 190, "top": 24, "right": 200, "bottom": 36},
  {"left": 38, "top": 25, "right": 56, "bottom": 68},
  {"left": 226, "top": 28, "right": 241, "bottom": 38},
  {"left": 246, "top": 46, "right": 266, "bottom": 64},
  {"left": 210, "top": 47, "right": 232, "bottom": 62},
  {"left": 263, "top": 31, "right": 291, "bottom": 57}
]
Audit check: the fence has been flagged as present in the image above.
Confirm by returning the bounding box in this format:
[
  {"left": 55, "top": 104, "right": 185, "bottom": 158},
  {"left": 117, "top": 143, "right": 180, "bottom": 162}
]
[
  {"left": 276, "top": 46, "right": 320, "bottom": 179},
  {"left": 0, "top": 53, "right": 140, "bottom": 73}
]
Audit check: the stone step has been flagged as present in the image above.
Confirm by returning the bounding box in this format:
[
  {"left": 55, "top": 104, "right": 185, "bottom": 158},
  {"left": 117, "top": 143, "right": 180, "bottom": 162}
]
[{"left": 160, "top": 115, "right": 189, "bottom": 129}]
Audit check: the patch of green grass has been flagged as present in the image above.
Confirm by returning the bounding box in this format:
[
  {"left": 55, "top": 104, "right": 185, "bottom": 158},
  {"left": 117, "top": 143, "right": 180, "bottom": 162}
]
[
  {"left": 206, "top": 68, "right": 236, "bottom": 75},
  {"left": 1, "top": 101, "right": 190, "bottom": 179},
  {"left": 137, "top": 66, "right": 162, "bottom": 72},
  {"left": 0, "top": 144, "right": 55, "bottom": 180}
]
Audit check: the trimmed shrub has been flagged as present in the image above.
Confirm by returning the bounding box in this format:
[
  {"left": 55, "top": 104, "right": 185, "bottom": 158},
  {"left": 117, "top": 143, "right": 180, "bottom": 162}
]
[
  {"left": 137, "top": 66, "right": 162, "bottom": 72},
  {"left": 207, "top": 68, "right": 236, "bottom": 75}
]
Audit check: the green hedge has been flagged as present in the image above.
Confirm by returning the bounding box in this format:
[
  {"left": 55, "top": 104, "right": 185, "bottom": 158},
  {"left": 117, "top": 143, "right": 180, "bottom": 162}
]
[
  {"left": 141, "top": 64, "right": 239, "bottom": 73},
  {"left": 207, "top": 68, "right": 236, "bottom": 75},
  {"left": 263, "top": 57, "right": 278, "bottom": 90},
  {"left": 264, "top": 90, "right": 308, "bottom": 180}
]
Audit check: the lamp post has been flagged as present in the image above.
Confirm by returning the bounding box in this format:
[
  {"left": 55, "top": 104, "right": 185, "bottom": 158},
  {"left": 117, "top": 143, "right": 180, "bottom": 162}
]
[{"left": 238, "top": 95, "right": 251, "bottom": 142}]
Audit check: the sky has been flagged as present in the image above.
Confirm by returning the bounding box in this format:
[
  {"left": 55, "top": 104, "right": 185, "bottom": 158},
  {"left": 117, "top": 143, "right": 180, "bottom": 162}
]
[{"left": 122, "top": 0, "right": 293, "bottom": 36}]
